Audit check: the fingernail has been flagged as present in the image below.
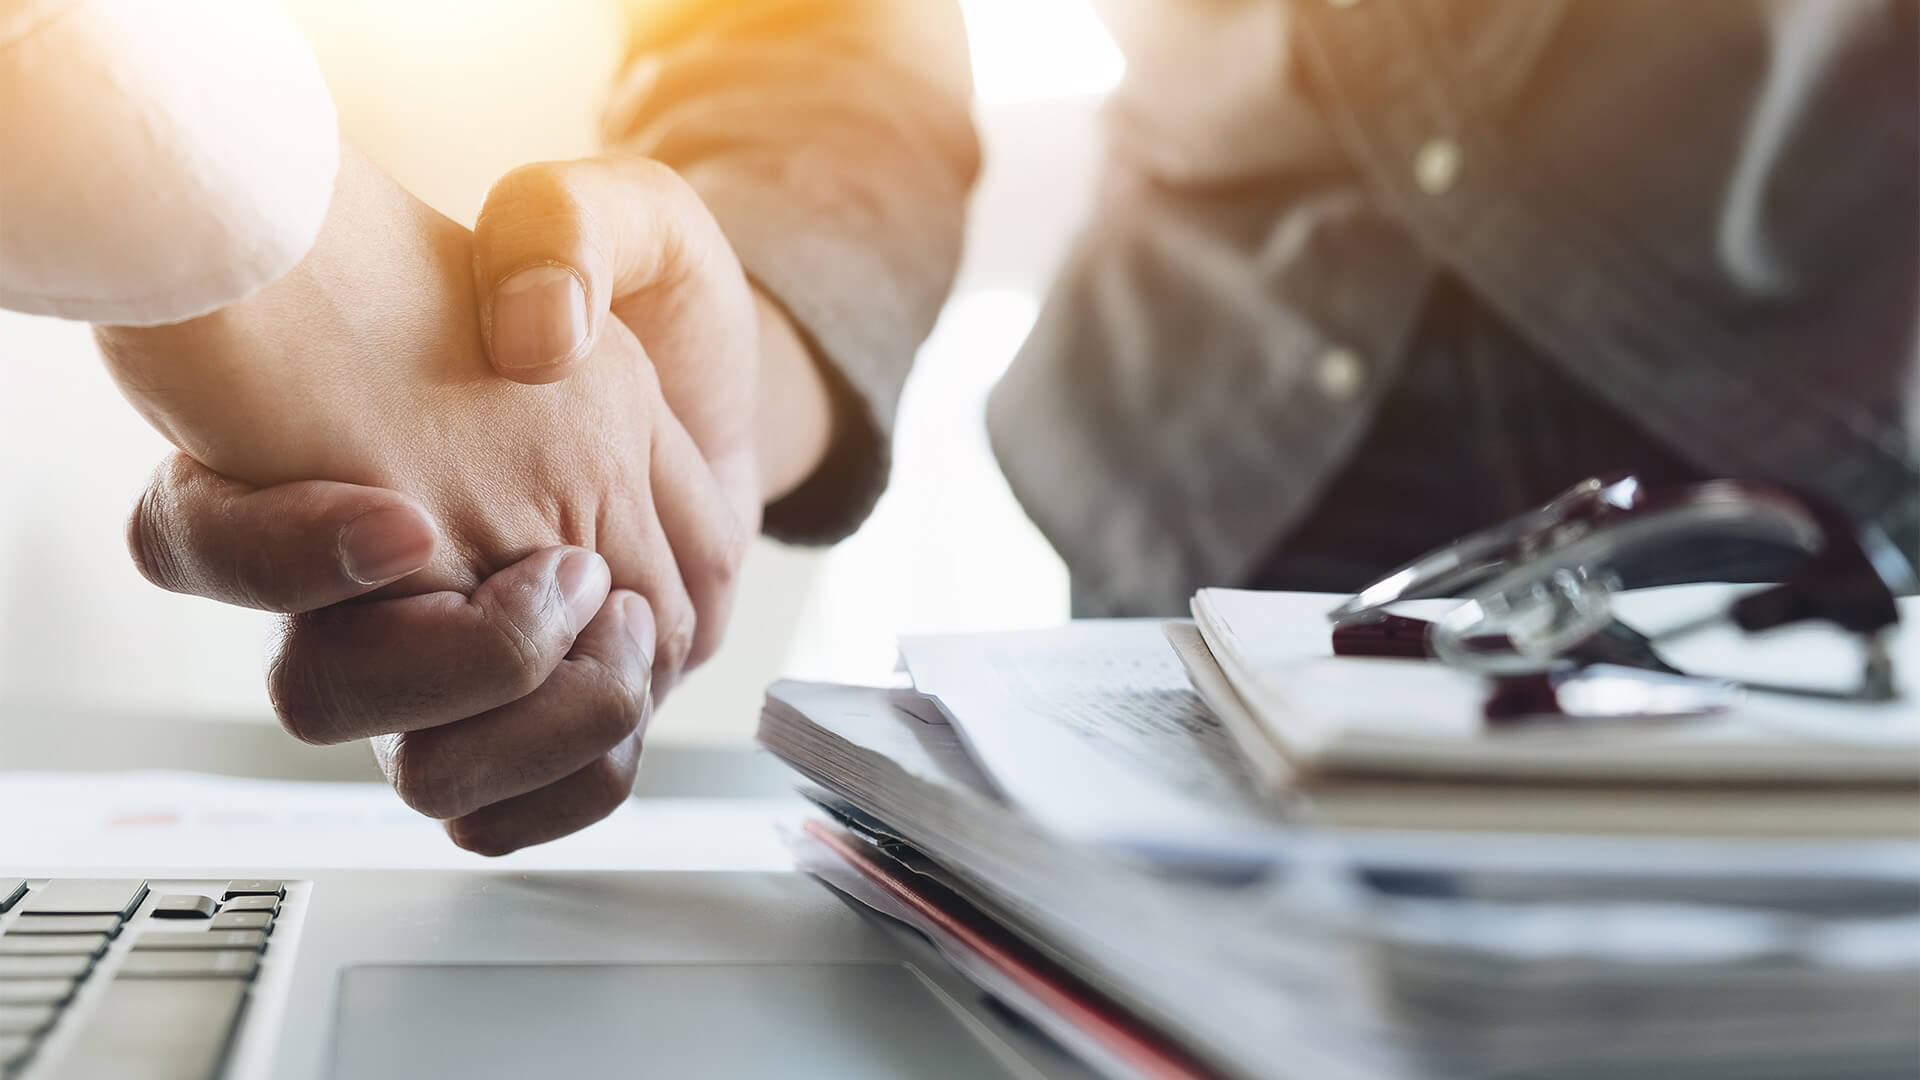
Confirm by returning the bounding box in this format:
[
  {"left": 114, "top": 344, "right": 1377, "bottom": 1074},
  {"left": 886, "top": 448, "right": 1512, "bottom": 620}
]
[
  {"left": 555, "top": 550, "right": 610, "bottom": 633},
  {"left": 338, "top": 506, "right": 438, "bottom": 585},
  {"left": 490, "top": 264, "right": 589, "bottom": 371}
]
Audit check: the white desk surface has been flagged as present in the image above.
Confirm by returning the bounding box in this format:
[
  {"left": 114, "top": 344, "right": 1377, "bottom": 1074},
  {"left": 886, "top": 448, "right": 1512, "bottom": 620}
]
[{"left": 2, "top": 769, "right": 801, "bottom": 873}]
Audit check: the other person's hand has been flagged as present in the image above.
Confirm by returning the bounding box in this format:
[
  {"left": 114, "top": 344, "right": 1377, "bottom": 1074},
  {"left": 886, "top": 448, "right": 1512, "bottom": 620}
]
[
  {"left": 127, "top": 456, "right": 658, "bottom": 854},
  {"left": 470, "top": 159, "right": 761, "bottom": 530},
  {"left": 98, "top": 147, "right": 748, "bottom": 690},
  {"left": 98, "top": 147, "right": 749, "bottom": 851},
  {"left": 465, "top": 155, "right": 839, "bottom": 531}
]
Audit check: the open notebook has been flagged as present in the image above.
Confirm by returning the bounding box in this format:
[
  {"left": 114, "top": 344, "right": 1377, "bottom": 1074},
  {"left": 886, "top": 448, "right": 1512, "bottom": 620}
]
[{"left": 1187, "top": 586, "right": 1920, "bottom": 786}]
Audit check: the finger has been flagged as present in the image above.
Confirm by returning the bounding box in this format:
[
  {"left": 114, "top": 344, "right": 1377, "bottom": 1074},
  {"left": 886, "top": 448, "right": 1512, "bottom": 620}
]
[
  {"left": 381, "top": 592, "right": 655, "bottom": 821},
  {"left": 650, "top": 404, "right": 748, "bottom": 673},
  {"left": 473, "top": 157, "right": 730, "bottom": 383},
  {"left": 615, "top": 503, "right": 698, "bottom": 704},
  {"left": 269, "top": 547, "right": 610, "bottom": 745},
  {"left": 130, "top": 452, "right": 439, "bottom": 613},
  {"left": 442, "top": 731, "right": 645, "bottom": 856}
]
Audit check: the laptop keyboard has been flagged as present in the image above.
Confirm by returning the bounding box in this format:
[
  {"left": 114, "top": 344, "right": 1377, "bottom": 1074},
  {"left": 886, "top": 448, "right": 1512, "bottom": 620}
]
[{"left": 0, "top": 878, "right": 297, "bottom": 1079}]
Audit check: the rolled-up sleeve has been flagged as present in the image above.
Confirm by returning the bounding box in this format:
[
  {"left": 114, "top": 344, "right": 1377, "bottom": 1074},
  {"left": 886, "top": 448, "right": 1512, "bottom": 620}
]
[
  {"left": 603, "top": 0, "right": 980, "bottom": 543},
  {"left": 0, "top": 0, "right": 339, "bottom": 327}
]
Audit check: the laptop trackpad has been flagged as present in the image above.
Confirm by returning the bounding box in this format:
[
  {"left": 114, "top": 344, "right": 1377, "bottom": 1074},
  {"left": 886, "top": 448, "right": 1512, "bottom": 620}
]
[{"left": 331, "top": 963, "right": 1021, "bottom": 1079}]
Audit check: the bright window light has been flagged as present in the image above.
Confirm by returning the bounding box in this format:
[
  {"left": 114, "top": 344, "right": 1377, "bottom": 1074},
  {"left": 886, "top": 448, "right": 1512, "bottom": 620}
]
[
  {"left": 784, "top": 288, "right": 1069, "bottom": 685},
  {"left": 959, "top": 0, "right": 1124, "bottom": 105}
]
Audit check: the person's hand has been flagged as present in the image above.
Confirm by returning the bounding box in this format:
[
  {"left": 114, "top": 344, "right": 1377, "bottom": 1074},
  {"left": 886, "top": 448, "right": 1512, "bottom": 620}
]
[
  {"left": 465, "top": 155, "right": 839, "bottom": 528},
  {"left": 469, "top": 158, "right": 761, "bottom": 527},
  {"left": 98, "top": 147, "right": 748, "bottom": 690},
  {"left": 97, "top": 147, "right": 750, "bottom": 851},
  {"left": 462, "top": 157, "right": 779, "bottom": 666},
  {"left": 125, "top": 454, "right": 658, "bottom": 854}
]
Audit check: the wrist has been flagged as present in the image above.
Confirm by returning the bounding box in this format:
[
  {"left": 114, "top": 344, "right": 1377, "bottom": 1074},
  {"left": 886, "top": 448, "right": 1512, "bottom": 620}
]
[
  {"left": 98, "top": 145, "right": 480, "bottom": 489},
  {"left": 750, "top": 285, "right": 836, "bottom": 506}
]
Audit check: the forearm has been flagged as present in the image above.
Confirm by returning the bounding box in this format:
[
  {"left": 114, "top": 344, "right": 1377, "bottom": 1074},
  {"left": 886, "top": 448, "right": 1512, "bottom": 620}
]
[{"left": 96, "top": 143, "right": 478, "bottom": 489}]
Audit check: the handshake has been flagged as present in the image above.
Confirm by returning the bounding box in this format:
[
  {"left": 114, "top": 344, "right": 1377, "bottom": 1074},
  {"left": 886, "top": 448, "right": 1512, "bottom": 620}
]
[{"left": 97, "top": 148, "right": 830, "bottom": 854}]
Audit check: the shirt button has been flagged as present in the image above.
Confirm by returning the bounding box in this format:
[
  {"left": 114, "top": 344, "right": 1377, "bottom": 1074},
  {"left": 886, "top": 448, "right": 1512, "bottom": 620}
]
[
  {"left": 1414, "top": 138, "right": 1462, "bottom": 195},
  {"left": 1315, "top": 347, "right": 1366, "bottom": 401}
]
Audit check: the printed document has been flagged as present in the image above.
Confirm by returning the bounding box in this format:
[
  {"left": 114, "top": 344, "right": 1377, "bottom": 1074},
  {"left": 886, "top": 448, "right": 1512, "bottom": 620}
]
[{"left": 899, "top": 622, "right": 1280, "bottom": 853}]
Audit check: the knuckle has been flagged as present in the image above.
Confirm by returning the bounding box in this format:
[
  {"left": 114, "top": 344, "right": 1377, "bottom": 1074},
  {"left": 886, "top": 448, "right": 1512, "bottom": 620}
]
[
  {"left": 479, "top": 161, "right": 587, "bottom": 236},
  {"left": 477, "top": 588, "right": 555, "bottom": 700},
  {"left": 625, "top": 156, "right": 686, "bottom": 197},
  {"left": 265, "top": 658, "right": 324, "bottom": 746},
  {"left": 701, "top": 514, "right": 750, "bottom": 593},
  {"left": 125, "top": 484, "right": 181, "bottom": 592},
  {"left": 265, "top": 624, "right": 353, "bottom": 746},
  {"left": 631, "top": 159, "right": 704, "bottom": 278},
  {"left": 386, "top": 738, "right": 471, "bottom": 821},
  {"left": 124, "top": 458, "right": 305, "bottom": 613},
  {"left": 578, "top": 754, "right": 638, "bottom": 818},
  {"left": 624, "top": 159, "right": 703, "bottom": 233},
  {"left": 581, "top": 663, "right": 647, "bottom": 750},
  {"left": 226, "top": 533, "right": 296, "bottom": 613},
  {"left": 686, "top": 530, "right": 743, "bottom": 667}
]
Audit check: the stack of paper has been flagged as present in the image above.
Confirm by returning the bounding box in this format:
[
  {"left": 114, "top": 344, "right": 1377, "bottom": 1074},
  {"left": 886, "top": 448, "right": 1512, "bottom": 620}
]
[
  {"left": 763, "top": 680, "right": 1413, "bottom": 1080},
  {"left": 757, "top": 588, "right": 1920, "bottom": 1080}
]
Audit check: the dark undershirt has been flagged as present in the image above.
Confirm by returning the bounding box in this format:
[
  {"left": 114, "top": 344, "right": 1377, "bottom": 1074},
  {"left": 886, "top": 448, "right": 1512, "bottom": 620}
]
[{"left": 1239, "top": 275, "right": 1785, "bottom": 598}]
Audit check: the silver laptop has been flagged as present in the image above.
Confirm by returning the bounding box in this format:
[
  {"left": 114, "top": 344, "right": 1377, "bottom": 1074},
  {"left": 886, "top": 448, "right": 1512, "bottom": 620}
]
[
  {"left": 3, "top": 741, "right": 1131, "bottom": 1080},
  {"left": 0, "top": 868, "right": 1097, "bottom": 1080}
]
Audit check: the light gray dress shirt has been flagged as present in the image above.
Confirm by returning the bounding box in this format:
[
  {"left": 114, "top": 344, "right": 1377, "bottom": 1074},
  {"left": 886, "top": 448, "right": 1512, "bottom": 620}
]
[{"left": 606, "top": 0, "right": 1918, "bottom": 614}]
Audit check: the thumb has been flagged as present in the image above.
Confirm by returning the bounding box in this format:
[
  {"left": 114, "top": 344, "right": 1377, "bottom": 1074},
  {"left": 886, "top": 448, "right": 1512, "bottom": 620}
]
[
  {"left": 472, "top": 161, "right": 601, "bottom": 384},
  {"left": 130, "top": 452, "right": 439, "bottom": 614},
  {"left": 473, "top": 156, "right": 738, "bottom": 386},
  {"left": 473, "top": 156, "right": 762, "bottom": 524}
]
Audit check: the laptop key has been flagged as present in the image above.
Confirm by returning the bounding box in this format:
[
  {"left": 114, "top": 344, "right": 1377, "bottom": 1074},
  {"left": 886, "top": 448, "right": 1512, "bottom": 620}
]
[
  {"left": 0, "top": 881, "right": 24, "bottom": 913},
  {"left": 40, "top": 977, "right": 248, "bottom": 1080},
  {"left": 217, "top": 894, "right": 279, "bottom": 915},
  {"left": 0, "top": 1004, "right": 55, "bottom": 1036},
  {"left": 117, "top": 950, "right": 259, "bottom": 980},
  {"left": 16, "top": 880, "right": 146, "bottom": 919},
  {"left": 0, "top": 955, "right": 91, "bottom": 981},
  {"left": 0, "top": 935, "right": 107, "bottom": 958},
  {"left": 0, "top": 981, "right": 74, "bottom": 1006},
  {"left": 4, "top": 916, "right": 121, "bottom": 936},
  {"left": 150, "top": 895, "right": 218, "bottom": 920},
  {"left": 207, "top": 911, "right": 271, "bottom": 932},
  {"left": 134, "top": 930, "right": 267, "bottom": 952},
  {"left": 0, "top": 1033, "right": 32, "bottom": 1070},
  {"left": 221, "top": 880, "right": 285, "bottom": 901}
]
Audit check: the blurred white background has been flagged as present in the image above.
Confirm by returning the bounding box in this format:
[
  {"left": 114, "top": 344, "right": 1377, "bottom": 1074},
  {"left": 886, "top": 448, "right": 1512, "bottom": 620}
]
[{"left": 0, "top": 0, "right": 1120, "bottom": 759}]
